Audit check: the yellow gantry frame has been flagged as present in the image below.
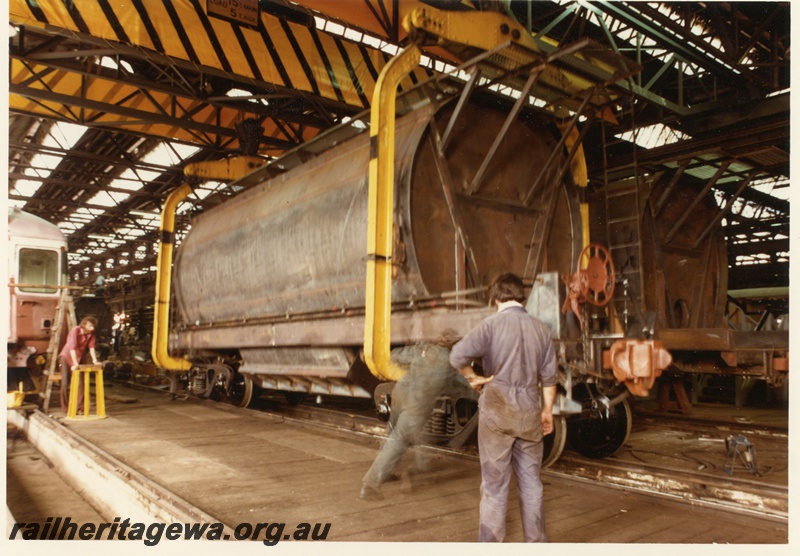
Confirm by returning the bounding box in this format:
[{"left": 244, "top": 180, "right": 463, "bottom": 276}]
[
  {"left": 560, "top": 124, "right": 592, "bottom": 252},
  {"left": 363, "top": 5, "right": 546, "bottom": 380},
  {"left": 152, "top": 183, "right": 194, "bottom": 371},
  {"left": 152, "top": 157, "right": 266, "bottom": 371},
  {"left": 363, "top": 44, "right": 422, "bottom": 381},
  {"left": 362, "top": 5, "right": 605, "bottom": 380}
]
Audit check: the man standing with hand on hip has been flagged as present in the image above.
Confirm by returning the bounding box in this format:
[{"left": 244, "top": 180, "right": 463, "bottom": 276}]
[{"left": 450, "top": 272, "right": 558, "bottom": 542}]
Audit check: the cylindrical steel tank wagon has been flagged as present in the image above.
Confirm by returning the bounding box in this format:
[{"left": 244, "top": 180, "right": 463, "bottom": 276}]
[
  {"left": 162, "top": 93, "right": 587, "bottom": 456},
  {"left": 170, "top": 94, "right": 582, "bottom": 391}
]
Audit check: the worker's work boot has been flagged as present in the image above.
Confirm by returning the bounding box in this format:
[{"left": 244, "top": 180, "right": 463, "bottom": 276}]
[{"left": 359, "top": 484, "right": 384, "bottom": 501}]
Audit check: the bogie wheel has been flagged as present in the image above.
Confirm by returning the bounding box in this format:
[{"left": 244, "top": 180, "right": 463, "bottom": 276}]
[
  {"left": 566, "top": 383, "right": 631, "bottom": 458},
  {"left": 580, "top": 243, "right": 615, "bottom": 306},
  {"left": 229, "top": 373, "right": 254, "bottom": 408},
  {"left": 542, "top": 415, "right": 567, "bottom": 467}
]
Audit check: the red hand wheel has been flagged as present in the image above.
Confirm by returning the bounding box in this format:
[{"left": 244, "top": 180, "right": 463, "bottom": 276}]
[{"left": 579, "top": 243, "right": 615, "bottom": 306}]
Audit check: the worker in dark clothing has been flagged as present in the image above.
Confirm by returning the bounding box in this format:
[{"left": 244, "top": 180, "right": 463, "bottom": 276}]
[
  {"left": 59, "top": 316, "right": 100, "bottom": 414},
  {"left": 360, "top": 329, "right": 468, "bottom": 501},
  {"left": 450, "top": 273, "right": 558, "bottom": 542}
]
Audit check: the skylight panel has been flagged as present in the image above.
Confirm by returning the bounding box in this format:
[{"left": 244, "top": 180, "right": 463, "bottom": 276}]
[
  {"left": 28, "top": 153, "right": 62, "bottom": 174},
  {"left": 616, "top": 123, "right": 690, "bottom": 149},
  {"left": 11, "top": 179, "right": 42, "bottom": 197},
  {"left": 767, "top": 88, "right": 789, "bottom": 98},
  {"left": 731, "top": 199, "right": 760, "bottom": 219},
  {"left": 100, "top": 56, "right": 118, "bottom": 70},
  {"left": 73, "top": 206, "right": 107, "bottom": 221},
  {"left": 381, "top": 43, "right": 399, "bottom": 56},
  {"left": 143, "top": 141, "right": 200, "bottom": 167},
  {"left": 322, "top": 20, "right": 345, "bottom": 36},
  {"left": 361, "top": 35, "right": 380, "bottom": 48},
  {"left": 111, "top": 168, "right": 153, "bottom": 192},
  {"left": 57, "top": 221, "right": 78, "bottom": 233},
  {"left": 134, "top": 216, "right": 160, "bottom": 229},
  {"left": 100, "top": 56, "right": 134, "bottom": 74},
  {"left": 14, "top": 122, "right": 89, "bottom": 199},
  {"left": 88, "top": 190, "right": 131, "bottom": 207},
  {"left": 190, "top": 181, "right": 225, "bottom": 201},
  {"left": 751, "top": 176, "right": 790, "bottom": 201},
  {"left": 344, "top": 28, "right": 362, "bottom": 41},
  {"left": 131, "top": 168, "right": 162, "bottom": 184},
  {"left": 43, "top": 122, "right": 87, "bottom": 151},
  {"left": 116, "top": 227, "right": 147, "bottom": 239},
  {"left": 648, "top": 3, "right": 739, "bottom": 75}
]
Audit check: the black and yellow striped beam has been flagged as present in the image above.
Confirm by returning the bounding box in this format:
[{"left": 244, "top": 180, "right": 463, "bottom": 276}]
[
  {"left": 9, "top": 0, "right": 433, "bottom": 156},
  {"left": 298, "top": 0, "right": 476, "bottom": 47}
]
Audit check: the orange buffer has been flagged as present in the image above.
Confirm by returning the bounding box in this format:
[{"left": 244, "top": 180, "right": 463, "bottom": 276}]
[{"left": 604, "top": 340, "right": 672, "bottom": 397}]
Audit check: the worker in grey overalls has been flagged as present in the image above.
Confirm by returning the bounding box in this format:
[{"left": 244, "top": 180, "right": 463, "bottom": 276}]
[
  {"left": 360, "top": 329, "right": 468, "bottom": 500},
  {"left": 450, "top": 272, "right": 558, "bottom": 542}
]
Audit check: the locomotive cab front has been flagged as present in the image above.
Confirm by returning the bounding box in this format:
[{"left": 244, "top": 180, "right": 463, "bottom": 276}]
[{"left": 7, "top": 207, "right": 68, "bottom": 393}]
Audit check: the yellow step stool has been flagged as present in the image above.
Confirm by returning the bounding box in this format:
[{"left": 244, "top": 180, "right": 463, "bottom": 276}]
[{"left": 67, "top": 363, "right": 106, "bottom": 420}]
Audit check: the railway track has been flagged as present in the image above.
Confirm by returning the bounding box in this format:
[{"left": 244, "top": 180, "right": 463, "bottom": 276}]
[
  {"left": 68, "top": 380, "right": 788, "bottom": 522},
  {"left": 183, "top": 386, "right": 788, "bottom": 521}
]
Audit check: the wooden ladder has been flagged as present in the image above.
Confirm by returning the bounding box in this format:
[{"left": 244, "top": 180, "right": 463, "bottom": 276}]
[{"left": 40, "top": 289, "right": 77, "bottom": 413}]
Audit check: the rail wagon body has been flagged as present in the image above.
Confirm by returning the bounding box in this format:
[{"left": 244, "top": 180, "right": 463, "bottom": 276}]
[{"left": 162, "top": 91, "right": 770, "bottom": 463}]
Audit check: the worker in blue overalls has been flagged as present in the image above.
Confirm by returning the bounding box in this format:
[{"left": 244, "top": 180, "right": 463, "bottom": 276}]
[{"left": 450, "top": 273, "right": 558, "bottom": 542}]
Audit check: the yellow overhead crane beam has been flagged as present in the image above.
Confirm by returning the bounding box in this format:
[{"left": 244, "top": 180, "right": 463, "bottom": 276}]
[
  {"left": 298, "top": 0, "right": 631, "bottom": 113},
  {"left": 10, "top": 0, "right": 632, "bottom": 157},
  {"left": 297, "top": 0, "right": 465, "bottom": 42},
  {"left": 8, "top": 0, "right": 432, "bottom": 155}
]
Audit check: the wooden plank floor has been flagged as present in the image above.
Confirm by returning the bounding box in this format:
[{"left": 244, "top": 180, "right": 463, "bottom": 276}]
[
  {"left": 9, "top": 386, "right": 789, "bottom": 544},
  {"left": 6, "top": 427, "right": 104, "bottom": 526}
]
